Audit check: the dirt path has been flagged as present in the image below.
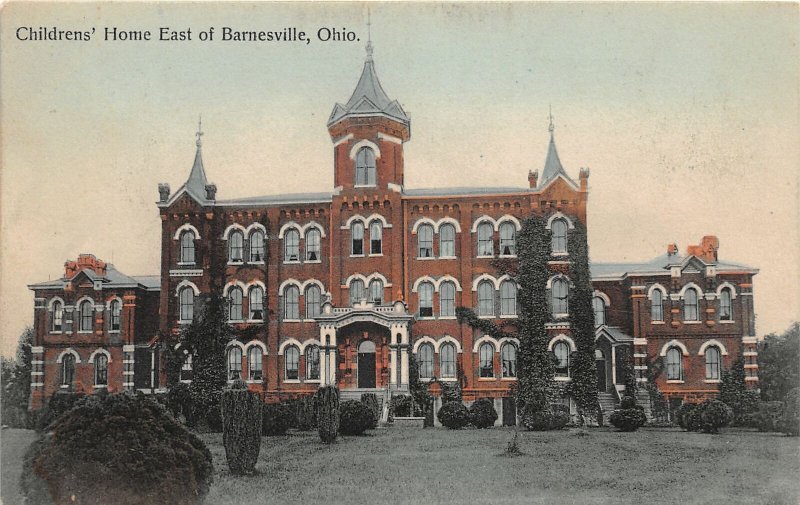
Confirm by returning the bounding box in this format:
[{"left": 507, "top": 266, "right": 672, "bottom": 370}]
[{"left": 1, "top": 428, "right": 38, "bottom": 505}]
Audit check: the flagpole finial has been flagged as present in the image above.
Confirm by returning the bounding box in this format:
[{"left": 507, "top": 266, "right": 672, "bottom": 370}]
[
  {"left": 548, "top": 105, "right": 554, "bottom": 135},
  {"left": 196, "top": 115, "right": 204, "bottom": 148}
]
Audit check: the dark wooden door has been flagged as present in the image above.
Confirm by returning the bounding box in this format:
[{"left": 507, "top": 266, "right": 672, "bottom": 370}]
[
  {"left": 502, "top": 397, "right": 516, "bottom": 426},
  {"left": 596, "top": 358, "right": 607, "bottom": 392},
  {"left": 358, "top": 352, "right": 376, "bottom": 388}
]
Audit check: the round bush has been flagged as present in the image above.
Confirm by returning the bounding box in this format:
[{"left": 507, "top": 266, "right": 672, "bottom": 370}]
[
  {"left": 21, "top": 392, "right": 213, "bottom": 505},
  {"left": 778, "top": 388, "right": 800, "bottom": 436},
  {"left": 699, "top": 399, "right": 733, "bottom": 433},
  {"left": 676, "top": 403, "right": 696, "bottom": 430},
  {"left": 610, "top": 408, "right": 647, "bottom": 432},
  {"left": 437, "top": 401, "right": 470, "bottom": 429},
  {"left": 520, "top": 403, "right": 569, "bottom": 431},
  {"left": 469, "top": 398, "right": 498, "bottom": 429},
  {"left": 619, "top": 395, "right": 637, "bottom": 410},
  {"left": 34, "top": 391, "right": 86, "bottom": 432},
  {"left": 339, "top": 400, "right": 374, "bottom": 435},
  {"left": 390, "top": 395, "right": 413, "bottom": 418},
  {"left": 262, "top": 402, "right": 294, "bottom": 436}
]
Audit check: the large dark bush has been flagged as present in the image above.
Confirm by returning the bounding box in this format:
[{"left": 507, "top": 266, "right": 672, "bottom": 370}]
[
  {"left": 390, "top": 394, "right": 413, "bottom": 417},
  {"left": 221, "top": 380, "right": 262, "bottom": 475},
  {"left": 317, "top": 386, "right": 340, "bottom": 444},
  {"left": 521, "top": 404, "right": 570, "bottom": 431},
  {"left": 610, "top": 408, "right": 647, "bottom": 432},
  {"left": 295, "top": 395, "right": 317, "bottom": 431},
  {"left": 469, "top": 398, "right": 498, "bottom": 429},
  {"left": 699, "top": 399, "right": 733, "bottom": 433},
  {"left": 360, "top": 393, "right": 380, "bottom": 428},
  {"left": 339, "top": 400, "right": 374, "bottom": 436},
  {"left": 165, "top": 382, "right": 194, "bottom": 424},
  {"left": 34, "top": 391, "right": 86, "bottom": 432},
  {"left": 746, "top": 401, "right": 784, "bottom": 432},
  {"left": 777, "top": 387, "right": 800, "bottom": 436},
  {"left": 437, "top": 401, "right": 470, "bottom": 429},
  {"left": 21, "top": 392, "right": 213, "bottom": 505},
  {"left": 262, "top": 402, "right": 294, "bottom": 436},
  {"left": 676, "top": 402, "right": 696, "bottom": 430}
]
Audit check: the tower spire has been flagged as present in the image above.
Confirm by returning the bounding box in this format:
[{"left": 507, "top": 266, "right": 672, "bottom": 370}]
[
  {"left": 548, "top": 105, "right": 554, "bottom": 135},
  {"left": 196, "top": 115, "right": 204, "bottom": 148},
  {"left": 365, "top": 9, "right": 373, "bottom": 61}
]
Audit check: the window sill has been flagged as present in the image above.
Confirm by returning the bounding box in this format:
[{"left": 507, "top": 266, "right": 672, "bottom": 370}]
[
  {"left": 179, "top": 379, "right": 192, "bottom": 384},
  {"left": 176, "top": 262, "right": 197, "bottom": 266},
  {"left": 499, "top": 254, "right": 518, "bottom": 259},
  {"left": 283, "top": 379, "right": 301, "bottom": 384},
  {"left": 77, "top": 331, "right": 93, "bottom": 334},
  {"left": 349, "top": 254, "right": 365, "bottom": 258},
  {"left": 651, "top": 321, "right": 665, "bottom": 325},
  {"left": 369, "top": 253, "right": 384, "bottom": 257},
  {"left": 305, "top": 259, "right": 322, "bottom": 264},
  {"left": 416, "top": 256, "right": 435, "bottom": 261},
  {"left": 478, "top": 378, "right": 497, "bottom": 381},
  {"left": 499, "top": 314, "right": 517, "bottom": 319},
  {"left": 246, "top": 379, "right": 264, "bottom": 384},
  {"left": 552, "top": 313, "right": 569, "bottom": 319},
  {"left": 249, "top": 261, "right": 266, "bottom": 265},
  {"left": 500, "top": 377, "right": 518, "bottom": 381},
  {"left": 227, "top": 261, "right": 244, "bottom": 266},
  {"left": 704, "top": 379, "right": 721, "bottom": 384},
  {"left": 551, "top": 252, "right": 569, "bottom": 257},
  {"left": 246, "top": 319, "right": 264, "bottom": 324},
  {"left": 60, "top": 385, "right": 70, "bottom": 389},
  {"left": 304, "top": 379, "right": 321, "bottom": 384},
  {"left": 438, "top": 316, "right": 457, "bottom": 320},
  {"left": 438, "top": 256, "right": 457, "bottom": 260},
  {"left": 417, "top": 316, "right": 435, "bottom": 321},
  {"left": 93, "top": 385, "right": 108, "bottom": 389},
  {"left": 283, "top": 260, "right": 301, "bottom": 265},
  {"left": 666, "top": 380, "right": 685, "bottom": 384},
  {"left": 477, "top": 315, "right": 495, "bottom": 319},
  {"left": 439, "top": 377, "right": 457, "bottom": 382},
  {"left": 719, "top": 320, "right": 735, "bottom": 324},
  {"left": 50, "top": 331, "right": 63, "bottom": 335},
  {"left": 109, "top": 330, "right": 120, "bottom": 334},
  {"left": 178, "top": 320, "right": 192, "bottom": 325},
  {"left": 353, "top": 184, "right": 377, "bottom": 189},
  {"left": 476, "top": 255, "right": 495, "bottom": 259},
  {"left": 554, "top": 376, "right": 571, "bottom": 382},
  {"left": 228, "top": 319, "right": 245, "bottom": 324},
  {"left": 282, "top": 319, "right": 302, "bottom": 323},
  {"left": 683, "top": 321, "right": 701, "bottom": 325}
]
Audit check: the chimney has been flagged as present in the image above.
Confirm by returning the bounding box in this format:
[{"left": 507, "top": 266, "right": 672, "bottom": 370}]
[
  {"left": 687, "top": 235, "right": 719, "bottom": 262},
  {"left": 205, "top": 183, "right": 217, "bottom": 201},
  {"left": 158, "top": 183, "right": 170, "bottom": 203},
  {"left": 65, "top": 254, "right": 107, "bottom": 278},
  {"left": 667, "top": 243, "right": 679, "bottom": 256},
  {"left": 579, "top": 167, "right": 590, "bottom": 191},
  {"left": 528, "top": 170, "right": 538, "bottom": 188}
]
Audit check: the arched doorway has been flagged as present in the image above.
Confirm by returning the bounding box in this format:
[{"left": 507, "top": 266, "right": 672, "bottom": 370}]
[
  {"left": 357, "top": 340, "right": 376, "bottom": 388},
  {"left": 595, "top": 349, "right": 608, "bottom": 393}
]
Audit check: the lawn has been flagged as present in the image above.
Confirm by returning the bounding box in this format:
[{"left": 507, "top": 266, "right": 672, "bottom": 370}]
[{"left": 203, "top": 426, "right": 800, "bottom": 505}]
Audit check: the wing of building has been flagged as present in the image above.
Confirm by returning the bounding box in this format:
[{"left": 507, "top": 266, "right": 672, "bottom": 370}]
[{"left": 27, "top": 43, "right": 758, "bottom": 424}]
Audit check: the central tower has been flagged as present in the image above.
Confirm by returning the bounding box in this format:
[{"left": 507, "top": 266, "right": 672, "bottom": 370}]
[{"left": 327, "top": 40, "right": 410, "bottom": 191}]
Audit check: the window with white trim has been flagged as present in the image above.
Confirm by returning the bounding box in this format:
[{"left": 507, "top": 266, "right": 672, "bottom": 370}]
[
  {"left": 551, "top": 278, "right": 569, "bottom": 316},
  {"left": 440, "top": 343, "right": 456, "bottom": 378},
  {"left": 440, "top": 281, "right": 456, "bottom": 317},
  {"left": 228, "top": 287, "right": 243, "bottom": 321},
  {"left": 719, "top": 288, "right": 733, "bottom": 321},
  {"left": 284, "top": 286, "right": 299, "bottom": 320},
  {"left": 479, "top": 343, "right": 494, "bottom": 378},
  {"left": 227, "top": 347, "right": 242, "bottom": 380},
  {"left": 551, "top": 219, "right": 568, "bottom": 253},
  {"left": 684, "top": 288, "right": 699, "bottom": 321},
  {"left": 501, "top": 343, "right": 517, "bottom": 378},
  {"left": 349, "top": 279, "right": 365, "bottom": 306},
  {"left": 477, "top": 281, "right": 494, "bottom": 317},
  {"left": 418, "top": 224, "right": 433, "bottom": 258},
  {"left": 52, "top": 300, "right": 63, "bottom": 332},
  {"left": 110, "top": 300, "right": 121, "bottom": 331},
  {"left": 499, "top": 222, "right": 516, "bottom": 256},
  {"left": 306, "top": 345, "right": 320, "bottom": 380},
  {"left": 351, "top": 222, "right": 364, "bottom": 255},
  {"left": 306, "top": 229, "right": 321, "bottom": 261},
  {"left": 593, "top": 297, "right": 606, "bottom": 326},
  {"left": 180, "top": 230, "right": 196, "bottom": 263},
  {"left": 439, "top": 224, "right": 456, "bottom": 257},
  {"left": 418, "top": 343, "right": 433, "bottom": 379},
  {"left": 651, "top": 289, "right": 664, "bottom": 321},
  {"left": 285, "top": 346, "right": 299, "bottom": 380},
  {"left": 418, "top": 282, "right": 434, "bottom": 318},
  {"left": 477, "top": 222, "right": 493, "bottom": 256},
  {"left": 249, "top": 230, "right": 265, "bottom": 262},
  {"left": 369, "top": 279, "right": 383, "bottom": 305},
  {"left": 305, "top": 285, "right": 321, "bottom": 318},
  {"left": 500, "top": 281, "right": 517, "bottom": 316},
  {"left": 284, "top": 229, "right": 300, "bottom": 262},
  {"left": 62, "top": 354, "right": 75, "bottom": 386},
  {"left": 94, "top": 354, "right": 108, "bottom": 386},
  {"left": 248, "top": 346, "right": 263, "bottom": 381},
  {"left": 666, "top": 347, "right": 683, "bottom": 380},
  {"left": 554, "top": 341, "right": 570, "bottom": 377},
  {"left": 705, "top": 346, "right": 721, "bottom": 380},
  {"left": 229, "top": 231, "right": 244, "bottom": 262},
  {"left": 355, "top": 147, "right": 376, "bottom": 186},
  {"left": 180, "top": 352, "right": 193, "bottom": 382},
  {"left": 249, "top": 286, "right": 264, "bottom": 321},
  {"left": 179, "top": 287, "right": 194, "bottom": 322},
  {"left": 370, "top": 221, "right": 382, "bottom": 255},
  {"left": 79, "top": 300, "right": 93, "bottom": 332}
]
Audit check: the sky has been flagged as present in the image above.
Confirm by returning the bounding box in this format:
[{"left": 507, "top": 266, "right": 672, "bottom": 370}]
[{"left": 1, "top": 2, "right": 798, "bottom": 356}]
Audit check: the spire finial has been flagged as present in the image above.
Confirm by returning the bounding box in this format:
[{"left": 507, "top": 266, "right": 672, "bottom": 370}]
[
  {"left": 548, "top": 105, "right": 554, "bottom": 135},
  {"left": 195, "top": 115, "right": 204, "bottom": 148},
  {"left": 365, "top": 9, "right": 373, "bottom": 62}
]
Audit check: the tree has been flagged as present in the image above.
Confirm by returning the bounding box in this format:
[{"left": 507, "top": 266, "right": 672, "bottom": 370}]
[
  {"left": 758, "top": 322, "right": 800, "bottom": 402},
  {"left": 719, "top": 354, "right": 759, "bottom": 426},
  {"left": 2, "top": 327, "right": 34, "bottom": 427},
  {"left": 565, "top": 222, "right": 598, "bottom": 424}
]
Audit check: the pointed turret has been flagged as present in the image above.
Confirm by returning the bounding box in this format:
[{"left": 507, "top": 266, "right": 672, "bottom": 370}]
[
  {"left": 538, "top": 110, "right": 577, "bottom": 189},
  {"left": 184, "top": 124, "right": 209, "bottom": 202}
]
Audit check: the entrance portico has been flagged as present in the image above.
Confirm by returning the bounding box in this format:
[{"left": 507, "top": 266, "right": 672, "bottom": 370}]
[{"left": 316, "top": 298, "right": 413, "bottom": 392}]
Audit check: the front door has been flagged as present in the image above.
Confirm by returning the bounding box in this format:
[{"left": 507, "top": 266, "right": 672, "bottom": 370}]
[
  {"left": 595, "top": 349, "right": 607, "bottom": 393},
  {"left": 502, "top": 397, "right": 517, "bottom": 426},
  {"left": 357, "top": 340, "right": 376, "bottom": 388}
]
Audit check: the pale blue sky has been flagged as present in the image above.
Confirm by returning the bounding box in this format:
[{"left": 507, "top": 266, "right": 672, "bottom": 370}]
[{"left": 1, "top": 2, "right": 798, "bottom": 355}]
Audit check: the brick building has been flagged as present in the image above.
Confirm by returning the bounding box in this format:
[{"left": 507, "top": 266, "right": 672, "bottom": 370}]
[{"left": 28, "top": 44, "right": 758, "bottom": 421}]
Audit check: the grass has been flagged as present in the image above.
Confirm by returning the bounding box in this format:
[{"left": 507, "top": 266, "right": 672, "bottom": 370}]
[{"left": 203, "top": 426, "right": 800, "bottom": 505}]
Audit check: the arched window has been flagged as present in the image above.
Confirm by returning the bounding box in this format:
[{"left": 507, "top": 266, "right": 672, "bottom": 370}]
[
  {"left": 501, "top": 343, "right": 517, "bottom": 378},
  {"left": 369, "top": 279, "right": 383, "bottom": 305},
  {"left": 180, "top": 230, "right": 195, "bottom": 264},
  {"left": 305, "top": 285, "right": 321, "bottom": 318},
  {"left": 51, "top": 300, "right": 63, "bottom": 332},
  {"left": 228, "top": 287, "right": 243, "bottom": 321},
  {"left": 61, "top": 354, "right": 75, "bottom": 386},
  {"left": 477, "top": 222, "right": 494, "bottom": 256},
  {"left": 439, "top": 224, "right": 456, "bottom": 257},
  {"left": 248, "top": 286, "right": 264, "bottom": 321},
  {"left": 500, "top": 281, "right": 517, "bottom": 316},
  {"left": 351, "top": 222, "right": 364, "bottom": 255},
  {"left": 284, "top": 229, "right": 300, "bottom": 262},
  {"left": 666, "top": 348, "right": 683, "bottom": 381},
  {"left": 440, "top": 343, "right": 456, "bottom": 378},
  {"left": 499, "top": 222, "right": 516, "bottom": 256},
  {"left": 180, "top": 352, "right": 193, "bottom": 382},
  {"left": 418, "top": 224, "right": 433, "bottom": 258},
  {"left": 478, "top": 281, "right": 494, "bottom": 317},
  {"left": 418, "top": 343, "right": 433, "bottom": 379},
  {"left": 551, "top": 219, "right": 568, "bottom": 253},
  {"left": 370, "top": 221, "right": 382, "bottom": 255},
  {"left": 440, "top": 281, "right": 456, "bottom": 318},
  {"left": 418, "top": 282, "right": 434, "bottom": 318},
  {"left": 551, "top": 278, "right": 569, "bottom": 316},
  {"left": 705, "top": 346, "right": 721, "bottom": 380},
  {"left": 306, "top": 229, "right": 321, "bottom": 261},
  {"left": 554, "top": 341, "right": 570, "bottom": 377},
  {"left": 593, "top": 297, "right": 606, "bottom": 326},
  {"left": 79, "top": 300, "right": 94, "bottom": 332},
  {"left": 94, "top": 354, "right": 108, "bottom": 386},
  {"left": 651, "top": 289, "right": 664, "bottom": 321},
  {"left": 479, "top": 342, "right": 494, "bottom": 378},
  {"left": 349, "top": 279, "right": 365, "bottom": 306},
  {"left": 306, "top": 345, "right": 321, "bottom": 380},
  {"left": 355, "top": 147, "right": 376, "bottom": 186},
  {"left": 285, "top": 346, "right": 299, "bottom": 380},
  {"left": 110, "top": 300, "right": 121, "bottom": 332},
  {"left": 284, "top": 286, "right": 299, "bottom": 320},
  {"left": 248, "top": 346, "right": 263, "bottom": 381},
  {"left": 229, "top": 231, "right": 244, "bottom": 262},
  {"left": 179, "top": 287, "right": 194, "bottom": 322},
  {"left": 227, "top": 347, "right": 242, "bottom": 380},
  {"left": 684, "top": 288, "right": 699, "bottom": 321},
  {"left": 249, "top": 230, "right": 265, "bottom": 263},
  {"left": 719, "top": 288, "right": 733, "bottom": 321}
]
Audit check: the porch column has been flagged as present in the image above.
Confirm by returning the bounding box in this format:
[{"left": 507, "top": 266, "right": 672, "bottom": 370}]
[
  {"left": 319, "top": 326, "right": 336, "bottom": 386},
  {"left": 389, "top": 327, "right": 398, "bottom": 386},
  {"left": 328, "top": 330, "right": 337, "bottom": 385},
  {"left": 398, "top": 324, "right": 410, "bottom": 386},
  {"left": 611, "top": 345, "right": 617, "bottom": 387}
]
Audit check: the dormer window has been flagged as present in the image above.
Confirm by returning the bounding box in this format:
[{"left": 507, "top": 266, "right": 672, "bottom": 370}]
[{"left": 355, "top": 147, "right": 376, "bottom": 186}]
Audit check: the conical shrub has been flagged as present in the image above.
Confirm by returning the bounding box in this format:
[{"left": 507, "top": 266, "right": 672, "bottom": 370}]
[
  {"left": 221, "top": 379, "right": 262, "bottom": 474},
  {"left": 317, "top": 386, "right": 340, "bottom": 444},
  {"left": 361, "top": 393, "right": 380, "bottom": 428}
]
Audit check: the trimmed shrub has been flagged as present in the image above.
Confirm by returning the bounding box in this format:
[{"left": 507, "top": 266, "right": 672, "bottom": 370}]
[
  {"left": 361, "top": 393, "right": 380, "bottom": 428},
  {"left": 610, "top": 408, "right": 647, "bottom": 432},
  {"left": 778, "top": 387, "right": 800, "bottom": 436},
  {"left": 521, "top": 406, "right": 569, "bottom": 431},
  {"left": 34, "top": 391, "right": 86, "bottom": 432},
  {"left": 469, "top": 398, "right": 498, "bottom": 429},
  {"left": 440, "top": 382, "right": 463, "bottom": 403},
  {"left": 317, "top": 386, "right": 340, "bottom": 444},
  {"left": 262, "top": 402, "right": 294, "bottom": 436},
  {"left": 390, "top": 394, "right": 413, "bottom": 418},
  {"left": 437, "top": 401, "right": 470, "bottom": 430},
  {"left": 339, "top": 400, "right": 374, "bottom": 436},
  {"left": 221, "top": 379, "right": 262, "bottom": 475},
  {"left": 619, "top": 395, "right": 637, "bottom": 410},
  {"left": 676, "top": 402, "right": 696, "bottom": 430},
  {"left": 746, "top": 401, "right": 784, "bottom": 432},
  {"left": 20, "top": 392, "right": 212, "bottom": 505},
  {"left": 295, "top": 395, "right": 317, "bottom": 431},
  {"left": 165, "top": 382, "right": 193, "bottom": 424},
  {"left": 699, "top": 399, "right": 733, "bottom": 434}
]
